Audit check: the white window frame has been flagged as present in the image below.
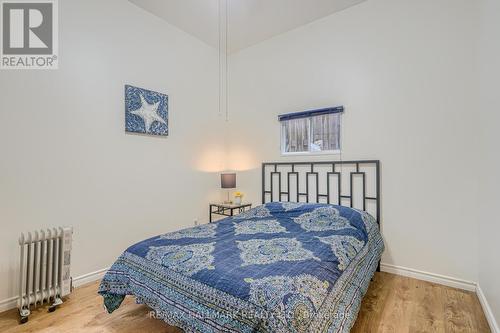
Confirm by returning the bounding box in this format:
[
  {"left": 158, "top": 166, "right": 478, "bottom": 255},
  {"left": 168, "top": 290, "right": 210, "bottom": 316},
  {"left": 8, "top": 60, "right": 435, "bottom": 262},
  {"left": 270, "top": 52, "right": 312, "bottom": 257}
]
[{"left": 280, "top": 113, "right": 342, "bottom": 156}]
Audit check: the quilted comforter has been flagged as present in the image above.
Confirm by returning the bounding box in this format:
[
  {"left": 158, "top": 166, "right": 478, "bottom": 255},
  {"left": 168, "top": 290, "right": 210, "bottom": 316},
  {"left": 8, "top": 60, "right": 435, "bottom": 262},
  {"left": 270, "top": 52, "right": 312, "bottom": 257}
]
[{"left": 99, "top": 202, "right": 384, "bottom": 332}]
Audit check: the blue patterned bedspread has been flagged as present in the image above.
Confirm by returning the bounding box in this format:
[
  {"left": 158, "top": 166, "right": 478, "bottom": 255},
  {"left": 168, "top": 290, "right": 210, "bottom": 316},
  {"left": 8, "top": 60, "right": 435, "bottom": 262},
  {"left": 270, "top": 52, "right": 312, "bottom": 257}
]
[{"left": 99, "top": 202, "right": 384, "bottom": 333}]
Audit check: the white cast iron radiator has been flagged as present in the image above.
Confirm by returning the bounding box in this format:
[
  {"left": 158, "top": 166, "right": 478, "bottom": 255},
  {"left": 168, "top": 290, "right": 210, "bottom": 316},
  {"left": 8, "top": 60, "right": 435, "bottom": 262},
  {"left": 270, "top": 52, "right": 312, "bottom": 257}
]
[{"left": 18, "top": 227, "right": 73, "bottom": 323}]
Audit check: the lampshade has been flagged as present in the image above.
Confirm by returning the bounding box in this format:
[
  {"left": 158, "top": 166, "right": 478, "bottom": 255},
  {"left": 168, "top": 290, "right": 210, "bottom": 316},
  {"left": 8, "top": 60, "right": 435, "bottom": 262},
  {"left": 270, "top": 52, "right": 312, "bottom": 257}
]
[{"left": 221, "top": 173, "right": 236, "bottom": 189}]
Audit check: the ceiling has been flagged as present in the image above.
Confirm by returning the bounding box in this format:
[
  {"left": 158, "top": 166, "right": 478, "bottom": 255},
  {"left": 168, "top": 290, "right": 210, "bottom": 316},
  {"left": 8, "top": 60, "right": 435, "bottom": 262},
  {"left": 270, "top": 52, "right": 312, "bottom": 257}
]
[{"left": 128, "top": 0, "right": 366, "bottom": 53}]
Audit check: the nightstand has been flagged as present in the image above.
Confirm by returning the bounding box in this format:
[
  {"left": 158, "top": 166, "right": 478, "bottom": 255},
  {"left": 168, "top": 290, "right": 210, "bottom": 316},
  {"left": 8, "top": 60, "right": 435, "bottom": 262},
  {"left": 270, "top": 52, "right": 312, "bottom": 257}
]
[{"left": 209, "top": 203, "right": 252, "bottom": 223}]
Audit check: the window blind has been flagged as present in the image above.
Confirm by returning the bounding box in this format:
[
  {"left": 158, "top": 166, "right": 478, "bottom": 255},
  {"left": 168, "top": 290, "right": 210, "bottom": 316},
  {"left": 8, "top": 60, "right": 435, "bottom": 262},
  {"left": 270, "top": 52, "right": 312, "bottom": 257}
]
[{"left": 278, "top": 106, "right": 344, "bottom": 122}]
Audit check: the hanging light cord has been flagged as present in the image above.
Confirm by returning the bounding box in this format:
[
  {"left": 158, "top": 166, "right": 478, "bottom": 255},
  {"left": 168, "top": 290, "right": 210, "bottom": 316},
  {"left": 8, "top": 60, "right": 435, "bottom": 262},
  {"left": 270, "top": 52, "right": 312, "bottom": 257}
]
[
  {"left": 225, "top": 0, "right": 229, "bottom": 122},
  {"left": 218, "top": 0, "right": 221, "bottom": 118},
  {"left": 218, "top": 0, "right": 229, "bottom": 121}
]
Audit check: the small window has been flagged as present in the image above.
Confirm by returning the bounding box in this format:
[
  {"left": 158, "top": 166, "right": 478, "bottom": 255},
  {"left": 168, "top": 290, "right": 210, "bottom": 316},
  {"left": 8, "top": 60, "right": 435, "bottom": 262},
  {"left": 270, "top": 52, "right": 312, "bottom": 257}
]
[{"left": 279, "top": 107, "right": 343, "bottom": 155}]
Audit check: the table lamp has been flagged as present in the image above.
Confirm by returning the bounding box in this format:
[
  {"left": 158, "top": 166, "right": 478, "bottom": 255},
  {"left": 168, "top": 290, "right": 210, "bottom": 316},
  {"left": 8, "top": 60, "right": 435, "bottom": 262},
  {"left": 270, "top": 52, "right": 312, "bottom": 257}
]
[{"left": 221, "top": 173, "right": 236, "bottom": 204}]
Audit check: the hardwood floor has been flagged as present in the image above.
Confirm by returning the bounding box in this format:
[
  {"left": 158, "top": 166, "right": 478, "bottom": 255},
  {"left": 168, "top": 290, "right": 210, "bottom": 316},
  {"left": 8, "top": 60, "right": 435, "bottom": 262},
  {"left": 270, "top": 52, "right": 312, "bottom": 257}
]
[
  {"left": 0, "top": 272, "right": 490, "bottom": 333},
  {"left": 351, "top": 273, "right": 490, "bottom": 333}
]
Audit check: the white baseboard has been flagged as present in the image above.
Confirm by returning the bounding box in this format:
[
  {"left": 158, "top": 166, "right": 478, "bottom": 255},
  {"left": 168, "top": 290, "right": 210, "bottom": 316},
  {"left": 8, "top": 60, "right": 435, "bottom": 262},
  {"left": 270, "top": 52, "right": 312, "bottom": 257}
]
[
  {"left": 380, "top": 263, "right": 476, "bottom": 291},
  {"left": 0, "top": 267, "right": 108, "bottom": 314},
  {"left": 476, "top": 284, "right": 500, "bottom": 333},
  {"left": 72, "top": 267, "right": 108, "bottom": 288},
  {"left": 0, "top": 296, "right": 18, "bottom": 313}
]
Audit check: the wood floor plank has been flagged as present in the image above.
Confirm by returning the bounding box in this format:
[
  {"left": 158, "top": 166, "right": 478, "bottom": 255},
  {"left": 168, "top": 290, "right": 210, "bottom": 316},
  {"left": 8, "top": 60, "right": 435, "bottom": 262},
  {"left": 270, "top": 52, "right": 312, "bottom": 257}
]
[
  {"left": 351, "top": 272, "right": 392, "bottom": 332},
  {"left": 0, "top": 272, "right": 490, "bottom": 333},
  {"left": 410, "top": 278, "right": 445, "bottom": 333},
  {"left": 351, "top": 273, "right": 490, "bottom": 333},
  {"left": 378, "top": 274, "right": 413, "bottom": 333},
  {"left": 443, "top": 286, "right": 490, "bottom": 333}
]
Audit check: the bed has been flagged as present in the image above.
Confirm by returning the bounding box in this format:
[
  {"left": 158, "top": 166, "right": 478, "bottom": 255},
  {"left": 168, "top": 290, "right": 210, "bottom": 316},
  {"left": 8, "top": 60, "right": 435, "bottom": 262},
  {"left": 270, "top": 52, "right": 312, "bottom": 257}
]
[{"left": 99, "top": 161, "right": 384, "bottom": 333}]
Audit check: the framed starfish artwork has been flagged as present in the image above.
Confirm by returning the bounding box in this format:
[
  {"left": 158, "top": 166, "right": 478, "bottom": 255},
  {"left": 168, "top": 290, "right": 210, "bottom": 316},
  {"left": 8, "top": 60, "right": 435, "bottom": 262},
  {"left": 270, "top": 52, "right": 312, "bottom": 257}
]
[{"left": 125, "top": 85, "right": 168, "bottom": 136}]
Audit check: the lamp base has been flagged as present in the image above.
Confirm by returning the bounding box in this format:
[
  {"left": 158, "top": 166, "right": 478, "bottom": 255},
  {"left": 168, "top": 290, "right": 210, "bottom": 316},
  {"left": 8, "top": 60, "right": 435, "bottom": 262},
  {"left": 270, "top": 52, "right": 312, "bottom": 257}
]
[{"left": 223, "top": 191, "right": 233, "bottom": 205}]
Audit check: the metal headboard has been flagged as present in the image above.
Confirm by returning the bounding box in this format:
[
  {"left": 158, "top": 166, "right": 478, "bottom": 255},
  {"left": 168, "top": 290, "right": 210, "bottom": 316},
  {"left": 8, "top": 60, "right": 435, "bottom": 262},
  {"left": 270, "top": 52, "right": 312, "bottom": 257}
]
[{"left": 262, "top": 160, "right": 380, "bottom": 225}]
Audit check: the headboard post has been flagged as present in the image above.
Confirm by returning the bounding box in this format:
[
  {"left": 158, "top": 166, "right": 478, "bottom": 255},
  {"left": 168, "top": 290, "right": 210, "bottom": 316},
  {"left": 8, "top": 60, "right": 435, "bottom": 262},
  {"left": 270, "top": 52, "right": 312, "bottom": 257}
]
[
  {"left": 261, "top": 163, "right": 266, "bottom": 205},
  {"left": 375, "top": 160, "right": 381, "bottom": 226}
]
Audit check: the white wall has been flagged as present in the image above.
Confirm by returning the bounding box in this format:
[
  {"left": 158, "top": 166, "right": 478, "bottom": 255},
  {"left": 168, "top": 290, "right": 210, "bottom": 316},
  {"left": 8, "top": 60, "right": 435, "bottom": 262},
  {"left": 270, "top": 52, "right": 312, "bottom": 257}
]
[
  {"left": 1, "top": 0, "right": 498, "bottom": 325},
  {"left": 227, "top": 0, "right": 481, "bottom": 282},
  {"left": 477, "top": 0, "right": 500, "bottom": 324},
  {"left": 0, "top": 0, "right": 225, "bottom": 305}
]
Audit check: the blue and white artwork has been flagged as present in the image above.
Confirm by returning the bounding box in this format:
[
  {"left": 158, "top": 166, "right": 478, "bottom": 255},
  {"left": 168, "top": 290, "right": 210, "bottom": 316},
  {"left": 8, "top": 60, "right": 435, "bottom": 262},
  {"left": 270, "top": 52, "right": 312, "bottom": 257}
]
[{"left": 125, "top": 85, "right": 168, "bottom": 136}]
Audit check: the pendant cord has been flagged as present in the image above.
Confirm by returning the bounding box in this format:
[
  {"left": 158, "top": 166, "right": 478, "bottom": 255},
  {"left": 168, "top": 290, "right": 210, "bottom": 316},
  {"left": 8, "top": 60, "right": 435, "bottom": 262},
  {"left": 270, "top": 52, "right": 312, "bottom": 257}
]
[
  {"left": 225, "top": 0, "right": 229, "bottom": 122},
  {"left": 218, "top": 0, "right": 221, "bottom": 118},
  {"left": 218, "top": 0, "right": 229, "bottom": 121}
]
